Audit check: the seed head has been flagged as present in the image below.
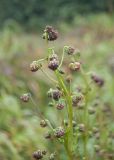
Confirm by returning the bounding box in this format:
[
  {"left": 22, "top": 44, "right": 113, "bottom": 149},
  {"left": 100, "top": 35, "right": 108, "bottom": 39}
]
[
  {"left": 48, "top": 59, "right": 59, "bottom": 71},
  {"left": 20, "top": 93, "right": 30, "bottom": 102},
  {"left": 44, "top": 132, "right": 52, "bottom": 139},
  {"left": 56, "top": 103, "right": 64, "bottom": 110},
  {"left": 47, "top": 89, "right": 62, "bottom": 101},
  {"left": 30, "top": 61, "right": 42, "bottom": 72},
  {"left": 65, "top": 46, "right": 75, "bottom": 55},
  {"left": 78, "top": 124, "right": 85, "bottom": 132},
  {"left": 72, "top": 95, "right": 83, "bottom": 107},
  {"left": 49, "top": 53, "right": 58, "bottom": 61},
  {"left": 43, "top": 26, "right": 58, "bottom": 41},
  {"left": 33, "top": 150, "right": 43, "bottom": 160},
  {"left": 69, "top": 62, "right": 81, "bottom": 71},
  {"left": 40, "top": 120, "right": 47, "bottom": 128},
  {"left": 54, "top": 127, "right": 65, "bottom": 138},
  {"left": 91, "top": 74, "right": 104, "bottom": 87},
  {"left": 49, "top": 153, "right": 56, "bottom": 160}
]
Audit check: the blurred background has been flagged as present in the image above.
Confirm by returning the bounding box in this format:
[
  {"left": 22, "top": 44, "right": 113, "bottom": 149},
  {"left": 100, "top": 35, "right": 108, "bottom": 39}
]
[{"left": 0, "top": 0, "right": 114, "bottom": 159}]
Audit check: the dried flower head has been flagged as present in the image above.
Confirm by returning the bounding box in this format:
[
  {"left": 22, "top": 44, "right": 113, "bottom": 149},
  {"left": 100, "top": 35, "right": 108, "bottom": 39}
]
[
  {"left": 69, "top": 62, "right": 81, "bottom": 71},
  {"left": 47, "top": 89, "right": 62, "bottom": 101},
  {"left": 65, "top": 46, "right": 75, "bottom": 55},
  {"left": 48, "top": 59, "right": 59, "bottom": 71},
  {"left": 33, "top": 150, "right": 43, "bottom": 160},
  {"left": 43, "top": 26, "right": 58, "bottom": 41},
  {"left": 20, "top": 93, "right": 30, "bottom": 102},
  {"left": 72, "top": 95, "right": 83, "bottom": 107},
  {"left": 54, "top": 127, "right": 65, "bottom": 138},
  {"left": 40, "top": 120, "right": 47, "bottom": 128},
  {"left": 49, "top": 53, "right": 58, "bottom": 61},
  {"left": 30, "top": 61, "right": 42, "bottom": 72},
  {"left": 78, "top": 124, "right": 85, "bottom": 132},
  {"left": 91, "top": 74, "right": 104, "bottom": 87},
  {"left": 56, "top": 102, "right": 64, "bottom": 110}
]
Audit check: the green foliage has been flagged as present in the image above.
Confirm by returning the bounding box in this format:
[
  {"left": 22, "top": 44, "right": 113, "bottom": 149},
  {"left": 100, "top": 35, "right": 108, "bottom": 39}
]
[
  {"left": 0, "top": 14, "right": 114, "bottom": 159},
  {"left": 0, "top": 0, "right": 114, "bottom": 30}
]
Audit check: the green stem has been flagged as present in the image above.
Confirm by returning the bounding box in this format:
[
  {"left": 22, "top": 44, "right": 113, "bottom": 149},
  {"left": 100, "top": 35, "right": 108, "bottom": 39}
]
[
  {"left": 58, "top": 46, "right": 66, "bottom": 69},
  {"left": 64, "top": 140, "right": 74, "bottom": 160},
  {"left": 55, "top": 70, "right": 73, "bottom": 130},
  {"left": 55, "top": 70, "right": 73, "bottom": 159}
]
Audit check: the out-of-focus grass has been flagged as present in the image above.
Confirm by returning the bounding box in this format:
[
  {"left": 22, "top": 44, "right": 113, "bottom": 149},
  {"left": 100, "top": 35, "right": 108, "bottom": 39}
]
[{"left": 0, "top": 13, "right": 114, "bottom": 159}]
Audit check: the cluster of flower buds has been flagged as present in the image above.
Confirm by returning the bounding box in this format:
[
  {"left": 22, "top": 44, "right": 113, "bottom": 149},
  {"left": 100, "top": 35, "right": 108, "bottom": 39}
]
[
  {"left": 47, "top": 88, "right": 62, "bottom": 101},
  {"left": 43, "top": 26, "right": 58, "bottom": 41},
  {"left": 30, "top": 61, "right": 42, "bottom": 72},
  {"left": 33, "top": 150, "right": 46, "bottom": 160},
  {"left": 69, "top": 62, "right": 81, "bottom": 71},
  {"left": 48, "top": 53, "right": 59, "bottom": 71},
  {"left": 48, "top": 59, "right": 59, "bottom": 71},
  {"left": 91, "top": 74, "right": 104, "bottom": 87},
  {"left": 20, "top": 93, "right": 30, "bottom": 102},
  {"left": 65, "top": 46, "right": 80, "bottom": 56},
  {"left": 49, "top": 53, "right": 58, "bottom": 61},
  {"left": 65, "top": 46, "right": 75, "bottom": 55},
  {"left": 72, "top": 94, "right": 83, "bottom": 107},
  {"left": 54, "top": 127, "right": 65, "bottom": 138}
]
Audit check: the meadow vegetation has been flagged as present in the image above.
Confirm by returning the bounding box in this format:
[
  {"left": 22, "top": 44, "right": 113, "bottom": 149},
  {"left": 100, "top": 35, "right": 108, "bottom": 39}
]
[{"left": 0, "top": 14, "right": 114, "bottom": 159}]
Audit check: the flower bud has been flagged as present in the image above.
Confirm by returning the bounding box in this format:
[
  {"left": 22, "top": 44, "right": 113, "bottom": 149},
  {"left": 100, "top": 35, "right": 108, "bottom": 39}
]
[
  {"left": 48, "top": 59, "right": 59, "bottom": 71},
  {"left": 30, "top": 61, "right": 42, "bottom": 72},
  {"left": 56, "top": 102, "right": 64, "bottom": 110},
  {"left": 78, "top": 124, "right": 85, "bottom": 132},
  {"left": 69, "top": 62, "right": 81, "bottom": 71},
  {"left": 47, "top": 89, "right": 62, "bottom": 101},
  {"left": 33, "top": 150, "right": 43, "bottom": 160},
  {"left": 20, "top": 93, "right": 30, "bottom": 102},
  {"left": 43, "top": 26, "right": 58, "bottom": 41},
  {"left": 40, "top": 120, "right": 47, "bottom": 128},
  {"left": 72, "top": 95, "right": 83, "bottom": 107},
  {"left": 91, "top": 74, "right": 104, "bottom": 87},
  {"left": 54, "top": 127, "right": 65, "bottom": 138},
  {"left": 65, "top": 46, "right": 75, "bottom": 55}
]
